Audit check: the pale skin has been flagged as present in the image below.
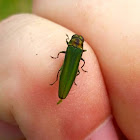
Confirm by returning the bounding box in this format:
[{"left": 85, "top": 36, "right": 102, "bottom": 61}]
[{"left": 0, "top": 0, "right": 140, "bottom": 140}]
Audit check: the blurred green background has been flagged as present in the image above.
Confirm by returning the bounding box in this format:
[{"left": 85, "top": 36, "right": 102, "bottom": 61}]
[{"left": 0, "top": 0, "right": 32, "bottom": 21}]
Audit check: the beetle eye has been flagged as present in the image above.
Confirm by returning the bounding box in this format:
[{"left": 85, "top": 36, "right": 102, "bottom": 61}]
[
  {"left": 79, "top": 36, "right": 84, "bottom": 42},
  {"left": 72, "top": 34, "right": 78, "bottom": 38}
]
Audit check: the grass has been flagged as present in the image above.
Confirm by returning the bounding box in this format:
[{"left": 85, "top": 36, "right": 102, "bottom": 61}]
[{"left": 0, "top": 0, "right": 32, "bottom": 21}]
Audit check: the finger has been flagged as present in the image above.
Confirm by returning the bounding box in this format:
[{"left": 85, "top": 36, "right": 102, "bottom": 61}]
[
  {"left": 0, "top": 14, "right": 111, "bottom": 140},
  {"left": 33, "top": 0, "right": 140, "bottom": 139}
]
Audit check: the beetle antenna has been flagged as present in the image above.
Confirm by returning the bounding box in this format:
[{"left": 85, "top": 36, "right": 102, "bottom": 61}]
[{"left": 66, "top": 34, "right": 69, "bottom": 44}]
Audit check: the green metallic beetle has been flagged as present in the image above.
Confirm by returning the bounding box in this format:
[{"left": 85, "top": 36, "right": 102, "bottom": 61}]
[{"left": 50, "top": 34, "right": 87, "bottom": 104}]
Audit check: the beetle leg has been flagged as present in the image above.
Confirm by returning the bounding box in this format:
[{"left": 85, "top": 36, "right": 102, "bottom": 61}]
[
  {"left": 50, "top": 51, "right": 66, "bottom": 59},
  {"left": 76, "top": 69, "right": 80, "bottom": 76},
  {"left": 66, "top": 34, "right": 69, "bottom": 45},
  {"left": 83, "top": 49, "right": 87, "bottom": 52},
  {"left": 74, "top": 81, "right": 77, "bottom": 86},
  {"left": 81, "top": 58, "right": 88, "bottom": 72},
  {"left": 74, "top": 70, "right": 80, "bottom": 86},
  {"left": 50, "top": 67, "right": 62, "bottom": 85}
]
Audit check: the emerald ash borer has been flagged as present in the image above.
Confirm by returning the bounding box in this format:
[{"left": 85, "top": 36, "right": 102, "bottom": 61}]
[{"left": 50, "top": 34, "right": 87, "bottom": 104}]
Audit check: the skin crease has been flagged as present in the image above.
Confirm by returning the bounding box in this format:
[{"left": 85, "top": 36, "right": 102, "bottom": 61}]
[
  {"left": 32, "top": 0, "right": 140, "bottom": 140},
  {"left": 0, "top": 15, "right": 110, "bottom": 140}
]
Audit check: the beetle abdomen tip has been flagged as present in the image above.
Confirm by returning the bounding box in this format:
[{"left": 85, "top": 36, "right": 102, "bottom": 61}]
[{"left": 57, "top": 99, "right": 63, "bottom": 105}]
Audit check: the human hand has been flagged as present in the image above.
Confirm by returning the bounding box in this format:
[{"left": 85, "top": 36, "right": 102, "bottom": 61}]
[{"left": 0, "top": 0, "right": 140, "bottom": 140}]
